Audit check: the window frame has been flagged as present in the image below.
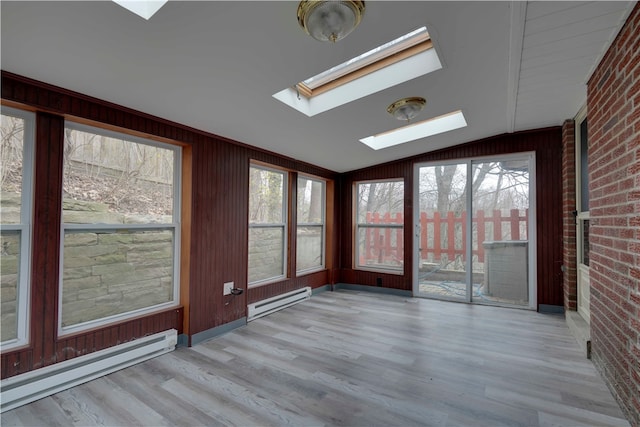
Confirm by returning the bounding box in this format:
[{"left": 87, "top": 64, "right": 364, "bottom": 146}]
[
  {"left": 57, "top": 121, "right": 181, "bottom": 336},
  {"left": 248, "top": 163, "right": 288, "bottom": 287},
  {"left": 296, "top": 174, "right": 326, "bottom": 275},
  {"left": 354, "top": 178, "right": 405, "bottom": 274},
  {"left": 297, "top": 27, "right": 432, "bottom": 98},
  {"left": 0, "top": 105, "right": 35, "bottom": 350}
]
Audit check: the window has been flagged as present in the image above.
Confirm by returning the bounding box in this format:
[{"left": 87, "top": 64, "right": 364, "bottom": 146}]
[
  {"left": 360, "top": 110, "right": 467, "bottom": 150},
  {"left": 297, "top": 26, "right": 432, "bottom": 98},
  {"left": 273, "top": 26, "right": 442, "bottom": 117},
  {"left": 248, "top": 165, "right": 287, "bottom": 286},
  {"left": 1, "top": 106, "right": 34, "bottom": 349},
  {"left": 355, "top": 180, "right": 404, "bottom": 272},
  {"left": 296, "top": 176, "right": 325, "bottom": 273},
  {"left": 59, "top": 123, "right": 180, "bottom": 334},
  {"left": 579, "top": 117, "right": 589, "bottom": 213}
]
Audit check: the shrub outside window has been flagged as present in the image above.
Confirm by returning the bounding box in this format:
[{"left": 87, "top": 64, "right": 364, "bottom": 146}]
[
  {"left": 59, "top": 123, "right": 180, "bottom": 334},
  {"left": 248, "top": 165, "right": 287, "bottom": 286},
  {"left": 355, "top": 180, "right": 404, "bottom": 273},
  {"left": 296, "top": 176, "right": 325, "bottom": 273},
  {"left": 0, "top": 107, "right": 34, "bottom": 349}
]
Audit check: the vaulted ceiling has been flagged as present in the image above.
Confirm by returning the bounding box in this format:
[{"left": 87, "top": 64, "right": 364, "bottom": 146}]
[{"left": 1, "top": 1, "right": 634, "bottom": 172}]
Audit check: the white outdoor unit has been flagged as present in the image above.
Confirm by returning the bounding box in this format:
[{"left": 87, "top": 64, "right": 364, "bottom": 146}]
[
  {"left": 248, "top": 287, "right": 312, "bottom": 321},
  {"left": 0, "top": 329, "right": 177, "bottom": 413}
]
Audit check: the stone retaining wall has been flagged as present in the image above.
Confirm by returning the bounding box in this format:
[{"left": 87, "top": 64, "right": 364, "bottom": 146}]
[{"left": 0, "top": 194, "right": 175, "bottom": 336}]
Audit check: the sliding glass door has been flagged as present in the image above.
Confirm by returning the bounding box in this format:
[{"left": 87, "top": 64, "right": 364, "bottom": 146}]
[
  {"left": 415, "top": 162, "right": 469, "bottom": 301},
  {"left": 414, "top": 154, "right": 535, "bottom": 308}
]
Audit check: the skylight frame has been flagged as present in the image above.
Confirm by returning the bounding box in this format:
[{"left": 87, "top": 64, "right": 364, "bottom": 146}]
[
  {"left": 360, "top": 110, "right": 468, "bottom": 150},
  {"left": 297, "top": 26, "right": 432, "bottom": 98},
  {"left": 273, "top": 25, "right": 442, "bottom": 117}
]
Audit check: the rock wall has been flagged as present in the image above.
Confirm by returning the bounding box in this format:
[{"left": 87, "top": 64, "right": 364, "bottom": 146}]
[
  {"left": 61, "top": 199, "right": 174, "bottom": 327},
  {"left": 0, "top": 192, "right": 21, "bottom": 342},
  {"left": 0, "top": 194, "right": 175, "bottom": 335}
]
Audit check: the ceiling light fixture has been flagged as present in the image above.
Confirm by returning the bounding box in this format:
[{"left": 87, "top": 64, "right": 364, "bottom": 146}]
[
  {"left": 297, "top": 1, "right": 366, "bottom": 43},
  {"left": 387, "top": 97, "right": 427, "bottom": 122}
]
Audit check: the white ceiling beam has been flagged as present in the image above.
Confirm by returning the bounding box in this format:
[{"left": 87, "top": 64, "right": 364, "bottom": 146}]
[{"left": 506, "top": 1, "right": 527, "bottom": 133}]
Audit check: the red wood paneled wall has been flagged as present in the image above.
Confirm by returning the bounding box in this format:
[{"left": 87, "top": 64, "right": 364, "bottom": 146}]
[
  {"left": 1, "top": 71, "right": 336, "bottom": 377},
  {"left": 339, "top": 128, "right": 564, "bottom": 308},
  {"left": 1, "top": 70, "right": 563, "bottom": 380}
]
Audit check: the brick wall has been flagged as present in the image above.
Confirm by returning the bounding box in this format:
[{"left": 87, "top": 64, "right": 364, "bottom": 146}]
[
  {"left": 586, "top": 3, "right": 640, "bottom": 425},
  {"left": 562, "top": 119, "right": 578, "bottom": 311}
]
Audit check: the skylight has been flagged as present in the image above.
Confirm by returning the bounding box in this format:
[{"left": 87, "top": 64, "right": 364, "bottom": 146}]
[
  {"left": 113, "top": 0, "right": 167, "bottom": 20},
  {"left": 273, "top": 26, "right": 442, "bottom": 117},
  {"left": 299, "top": 26, "right": 431, "bottom": 97},
  {"left": 360, "top": 110, "right": 467, "bottom": 150}
]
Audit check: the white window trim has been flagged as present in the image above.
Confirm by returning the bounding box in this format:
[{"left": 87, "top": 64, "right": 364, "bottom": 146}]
[
  {"left": 0, "top": 106, "right": 35, "bottom": 350},
  {"left": 57, "top": 122, "right": 181, "bottom": 336},
  {"left": 355, "top": 179, "right": 405, "bottom": 275},
  {"left": 296, "top": 175, "right": 326, "bottom": 275},
  {"left": 248, "top": 165, "right": 288, "bottom": 288}
]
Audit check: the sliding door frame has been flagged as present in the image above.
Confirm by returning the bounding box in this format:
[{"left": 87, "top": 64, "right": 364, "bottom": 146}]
[{"left": 413, "top": 152, "right": 537, "bottom": 309}]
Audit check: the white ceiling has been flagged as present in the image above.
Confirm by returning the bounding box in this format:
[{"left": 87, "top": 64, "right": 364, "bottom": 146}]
[{"left": 1, "top": 1, "right": 633, "bottom": 173}]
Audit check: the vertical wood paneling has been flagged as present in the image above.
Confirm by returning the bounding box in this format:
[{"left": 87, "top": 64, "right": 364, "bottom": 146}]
[
  {"left": 52, "top": 308, "right": 182, "bottom": 364},
  {"left": 190, "top": 141, "right": 251, "bottom": 334},
  {"left": 247, "top": 271, "right": 330, "bottom": 305},
  {"left": 2, "top": 72, "right": 337, "bottom": 374},
  {"left": 31, "top": 112, "right": 64, "bottom": 370},
  {"left": 288, "top": 174, "right": 297, "bottom": 276}
]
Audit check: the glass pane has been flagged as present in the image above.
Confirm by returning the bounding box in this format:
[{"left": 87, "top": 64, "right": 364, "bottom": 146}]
[
  {"left": 249, "top": 167, "right": 285, "bottom": 224},
  {"left": 417, "top": 164, "right": 467, "bottom": 300},
  {"left": 357, "top": 226, "right": 404, "bottom": 271},
  {"left": 61, "top": 229, "right": 174, "bottom": 328},
  {"left": 62, "top": 128, "right": 174, "bottom": 224},
  {"left": 581, "top": 219, "right": 590, "bottom": 266},
  {"left": 472, "top": 161, "right": 529, "bottom": 306},
  {"left": 357, "top": 181, "right": 404, "bottom": 224},
  {"left": 1, "top": 114, "right": 25, "bottom": 224},
  {"left": 580, "top": 118, "right": 589, "bottom": 212},
  {"left": 248, "top": 227, "right": 285, "bottom": 283},
  {"left": 297, "top": 225, "right": 323, "bottom": 271},
  {"left": 297, "top": 177, "right": 324, "bottom": 224},
  {"left": 1, "top": 231, "right": 20, "bottom": 342}
]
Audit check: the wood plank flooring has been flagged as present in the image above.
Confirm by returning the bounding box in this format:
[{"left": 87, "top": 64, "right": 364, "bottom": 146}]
[{"left": 1, "top": 290, "right": 630, "bottom": 426}]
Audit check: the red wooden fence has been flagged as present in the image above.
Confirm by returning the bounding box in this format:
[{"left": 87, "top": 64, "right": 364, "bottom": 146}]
[{"left": 361, "top": 209, "right": 528, "bottom": 266}]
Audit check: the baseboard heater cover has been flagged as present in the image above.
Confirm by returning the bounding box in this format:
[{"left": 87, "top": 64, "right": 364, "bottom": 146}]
[
  {"left": 0, "top": 329, "right": 177, "bottom": 413},
  {"left": 248, "top": 286, "right": 312, "bottom": 321}
]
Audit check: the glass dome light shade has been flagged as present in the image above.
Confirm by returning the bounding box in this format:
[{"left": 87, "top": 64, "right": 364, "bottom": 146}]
[
  {"left": 297, "top": 1, "right": 366, "bottom": 43},
  {"left": 387, "top": 97, "right": 427, "bottom": 122}
]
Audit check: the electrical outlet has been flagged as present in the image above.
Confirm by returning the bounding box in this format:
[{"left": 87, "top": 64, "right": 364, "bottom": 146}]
[{"left": 223, "top": 281, "right": 234, "bottom": 296}]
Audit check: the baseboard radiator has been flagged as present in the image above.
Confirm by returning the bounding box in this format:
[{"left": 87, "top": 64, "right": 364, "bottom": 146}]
[
  {"left": 248, "top": 287, "right": 312, "bottom": 321},
  {"left": 0, "top": 329, "right": 177, "bottom": 413}
]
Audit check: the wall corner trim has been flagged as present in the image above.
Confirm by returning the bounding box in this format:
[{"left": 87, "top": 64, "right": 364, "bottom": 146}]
[
  {"left": 538, "top": 304, "right": 564, "bottom": 314},
  {"left": 312, "top": 285, "right": 332, "bottom": 295},
  {"left": 190, "top": 318, "right": 247, "bottom": 347}
]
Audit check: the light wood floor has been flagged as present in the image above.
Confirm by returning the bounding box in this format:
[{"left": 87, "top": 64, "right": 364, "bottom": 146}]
[{"left": 2, "top": 290, "right": 630, "bottom": 427}]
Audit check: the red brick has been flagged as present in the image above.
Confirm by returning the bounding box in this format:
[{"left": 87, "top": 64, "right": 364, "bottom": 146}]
[{"left": 576, "top": 5, "right": 639, "bottom": 424}]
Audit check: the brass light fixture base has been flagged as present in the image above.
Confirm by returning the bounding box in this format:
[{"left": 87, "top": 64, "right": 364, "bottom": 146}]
[{"left": 387, "top": 97, "right": 427, "bottom": 122}]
